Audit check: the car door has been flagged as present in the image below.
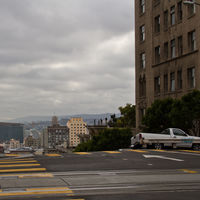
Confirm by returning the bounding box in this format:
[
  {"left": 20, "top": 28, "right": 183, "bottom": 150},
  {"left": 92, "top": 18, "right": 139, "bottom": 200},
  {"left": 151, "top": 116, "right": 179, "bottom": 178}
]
[{"left": 173, "top": 128, "right": 192, "bottom": 148}]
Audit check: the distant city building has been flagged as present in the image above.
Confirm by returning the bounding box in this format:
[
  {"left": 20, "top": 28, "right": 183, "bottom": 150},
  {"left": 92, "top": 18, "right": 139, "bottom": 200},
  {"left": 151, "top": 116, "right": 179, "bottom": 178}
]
[
  {"left": 0, "top": 122, "right": 24, "bottom": 143},
  {"left": 41, "top": 128, "right": 48, "bottom": 149},
  {"left": 67, "top": 118, "right": 88, "bottom": 148},
  {"left": 47, "top": 116, "right": 69, "bottom": 149},
  {"left": 135, "top": 0, "right": 200, "bottom": 129},
  {"left": 9, "top": 139, "right": 20, "bottom": 149},
  {"left": 24, "top": 134, "right": 41, "bottom": 149}
]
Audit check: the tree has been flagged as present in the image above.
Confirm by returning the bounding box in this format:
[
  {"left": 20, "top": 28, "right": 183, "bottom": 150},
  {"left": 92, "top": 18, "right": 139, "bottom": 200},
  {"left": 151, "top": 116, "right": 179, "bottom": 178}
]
[
  {"left": 142, "top": 98, "right": 174, "bottom": 132},
  {"left": 170, "top": 90, "right": 200, "bottom": 134},
  {"left": 142, "top": 90, "right": 200, "bottom": 135},
  {"left": 74, "top": 128, "right": 132, "bottom": 152},
  {"left": 108, "top": 104, "right": 136, "bottom": 128},
  {"left": 118, "top": 104, "right": 136, "bottom": 128}
]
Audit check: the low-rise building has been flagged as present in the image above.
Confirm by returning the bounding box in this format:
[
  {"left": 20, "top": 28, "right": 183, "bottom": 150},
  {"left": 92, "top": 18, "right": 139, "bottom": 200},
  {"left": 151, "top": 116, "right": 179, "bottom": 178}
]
[
  {"left": 9, "top": 139, "right": 20, "bottom": 149},
  {"left": 24, "top": 134, "right": 41, "bottom": 149}
]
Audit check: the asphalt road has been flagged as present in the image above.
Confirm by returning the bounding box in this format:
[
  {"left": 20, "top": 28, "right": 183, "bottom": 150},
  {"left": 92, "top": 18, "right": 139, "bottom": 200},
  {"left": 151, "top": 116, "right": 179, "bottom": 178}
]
[
  {"left": 0, "top": 149, "right": 200, "bottom": 200},
  {"left": 36, "top": 149, "right": 200, "bottom": 171}
]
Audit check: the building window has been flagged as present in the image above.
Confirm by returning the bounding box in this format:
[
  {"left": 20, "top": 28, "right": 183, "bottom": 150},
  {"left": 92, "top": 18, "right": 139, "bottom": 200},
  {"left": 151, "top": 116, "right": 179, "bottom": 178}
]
[
  {"left": 140, "top": 25, "right": 145, "bottom": 42},
  {"left": 170, "top": 6, "right": 175, "bottom": 25},
  {"left": 164, "top": 42, "right": 169, "bottom": 60},
  {"left": 140, "top": 0, "right": 145, "bottom": 14},
  {"left": 164, "top": 10, "right": 168, "bottom": 30},
  {"left": 188, "top": 67, "right": 195, "bottom": 88},
  {"left": 139, "top": 108, "right": 146, "bottom": 123},
  {"left": 177, "top": 1, "right": 182, "bottom": 21},
  {"left": 140, "top": 52, "right": 145, "bottom": 69},
  {"left": 188, "top": 30, "right": 196, "bottom": 51},
  {"left": 139, "top": 78, "right": 146, "bottom": 97},
  {"left": 154, "top": 15, "right": 160, "bottom": 33},
  {"left": 178, "top": 36, "right": 183, "bottom": 56},
  {"left": 188, "top": 1, "right": 196, "bottom": 16},
  {"left": 177, "top": 70, "right": 182, "bottom": 90},
  {"left": 171, "top": 39, "right": 176, "bottom": 58},
  {"left": 154, "top": 76, "right": 160, "bottom": 94},
  {"left": 170, "top": 72, "right": 175, "bottom": 92},
  {"left": 139, "top": 76, "right": 146, "bottom": 97},
  {"left": 164, "top": 74, "right": 168, "bottom": 92},
  {"left": 155, "top": 46, "right": 160, "bottom": 64}
]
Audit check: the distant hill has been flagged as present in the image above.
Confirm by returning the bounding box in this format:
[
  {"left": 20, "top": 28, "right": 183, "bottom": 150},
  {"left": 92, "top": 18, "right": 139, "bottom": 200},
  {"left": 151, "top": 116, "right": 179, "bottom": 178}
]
[{"left": 8, "top": 113, "right": 120, "bottom": 125}]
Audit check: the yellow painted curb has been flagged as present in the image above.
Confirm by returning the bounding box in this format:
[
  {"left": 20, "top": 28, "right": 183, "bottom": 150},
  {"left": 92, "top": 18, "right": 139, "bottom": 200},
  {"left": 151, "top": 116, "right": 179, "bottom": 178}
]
[
  {"left": 181, "top": 169, "right": 198, "bottom": 174},
  {"left": 74, "top": 152, "right": 91, "bottom": 155},
  {"left": 5, "top": 154, "right": 19, "bottom": 157},
  {"left": 129, "top": 149, "right": 148, "bottom": 153},
  {"left": 45, "top": 154, "right": 61, "bottom": 157},
  {"left": 103, "top": 151, "right": 121, "bottom": 154}
]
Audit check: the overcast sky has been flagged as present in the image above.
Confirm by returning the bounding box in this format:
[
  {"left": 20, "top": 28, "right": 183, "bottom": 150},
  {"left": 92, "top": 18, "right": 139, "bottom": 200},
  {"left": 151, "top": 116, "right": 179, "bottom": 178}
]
[{"left": 0, "top": 0, "right": 134, "bottom": 121}]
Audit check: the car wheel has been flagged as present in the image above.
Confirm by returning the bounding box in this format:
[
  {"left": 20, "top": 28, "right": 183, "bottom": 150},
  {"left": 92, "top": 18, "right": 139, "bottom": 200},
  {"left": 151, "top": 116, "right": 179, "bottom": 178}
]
[
  {"left": 192, "top": 144, "right": 200, "bottom": 151},
  {"left": 154, "top": 143, "right": 162, "bottom": 150}
]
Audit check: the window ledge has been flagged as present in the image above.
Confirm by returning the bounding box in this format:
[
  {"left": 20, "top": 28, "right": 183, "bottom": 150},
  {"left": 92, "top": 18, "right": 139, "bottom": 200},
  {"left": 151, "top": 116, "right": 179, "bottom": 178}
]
[
  {"left": 152, "top": 50, "right": 198, "bottom": 68},
  {"left": 140, "top": 40, "right": 145, "bottom": 45},
  {"left": 154, "top": 32, "right": 160, "bottom": 36},
  {"left": 188, "top": 13, "right": 196, "bottom": 19},
  {"left": 139, "top": 12, "right": 145, "bottom": 17}
]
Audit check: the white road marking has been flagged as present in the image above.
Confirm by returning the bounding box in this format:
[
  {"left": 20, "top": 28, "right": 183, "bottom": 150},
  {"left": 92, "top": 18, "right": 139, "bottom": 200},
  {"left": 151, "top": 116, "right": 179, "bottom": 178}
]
[
  {"left": 143, "top": 154, "right": 184, "bottom": 162},
  {"left": 70, "top": 185, "right": 139, "bottom": 191},
  {"left": 165, "top": 151, "right": 200, "bottom": 156}
]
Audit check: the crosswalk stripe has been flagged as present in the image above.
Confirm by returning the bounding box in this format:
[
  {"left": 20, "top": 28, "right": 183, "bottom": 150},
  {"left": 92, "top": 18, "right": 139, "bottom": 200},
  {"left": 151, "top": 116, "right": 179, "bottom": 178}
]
[
  {"left": 0, "top": 168, "right": 46, "bottom": 173},
  {"left": 0, "top": 164, "right": 40, "bottom": 168},
  {"left": 0, "top": 158, "right": 35, "bottom": 162},
  {"left": 0, "top": 173, "right": 53, "bottom": 178},
  {"left": 0, "top": 160, "right": 38, "bottom": 164},
  {"left": 0, "top": 190, "right": 73, "bottom": 197}
]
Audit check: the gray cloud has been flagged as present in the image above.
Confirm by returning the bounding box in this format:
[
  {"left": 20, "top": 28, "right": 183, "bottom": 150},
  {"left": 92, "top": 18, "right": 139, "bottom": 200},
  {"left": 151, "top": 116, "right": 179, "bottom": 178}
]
[{"left": 0, "top": 0, "right": 134, "bottom": 120}]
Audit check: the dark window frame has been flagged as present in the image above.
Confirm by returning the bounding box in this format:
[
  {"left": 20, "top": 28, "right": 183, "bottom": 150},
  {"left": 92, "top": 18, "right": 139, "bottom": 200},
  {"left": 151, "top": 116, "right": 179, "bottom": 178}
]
[
  {"left": 187, "top": 67, "right": 195, "bottom": 88},
  {"left": 155, "top": 46, "right": 160, "bottom": 64},
  {"left": 170, "top": 6, "right": 175, "bottom": 26},
  {"left": 170, "top": 72, "right": 175, "bottom": 92},
  {"left": 178, "top": 35, "right": 183, "bottom": 56},
  {"left": 140, "top": 25, "right": 145, "bottom": 42},
  {"left": 154, "top": 15, "right": 160, "bottom": 33}
]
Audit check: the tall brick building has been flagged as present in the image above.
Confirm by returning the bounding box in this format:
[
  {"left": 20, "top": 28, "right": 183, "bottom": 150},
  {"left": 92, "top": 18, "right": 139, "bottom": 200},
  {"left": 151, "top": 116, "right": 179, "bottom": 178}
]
[{"left": 135, "top": 0, "right": 200, "bottom": 130}]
